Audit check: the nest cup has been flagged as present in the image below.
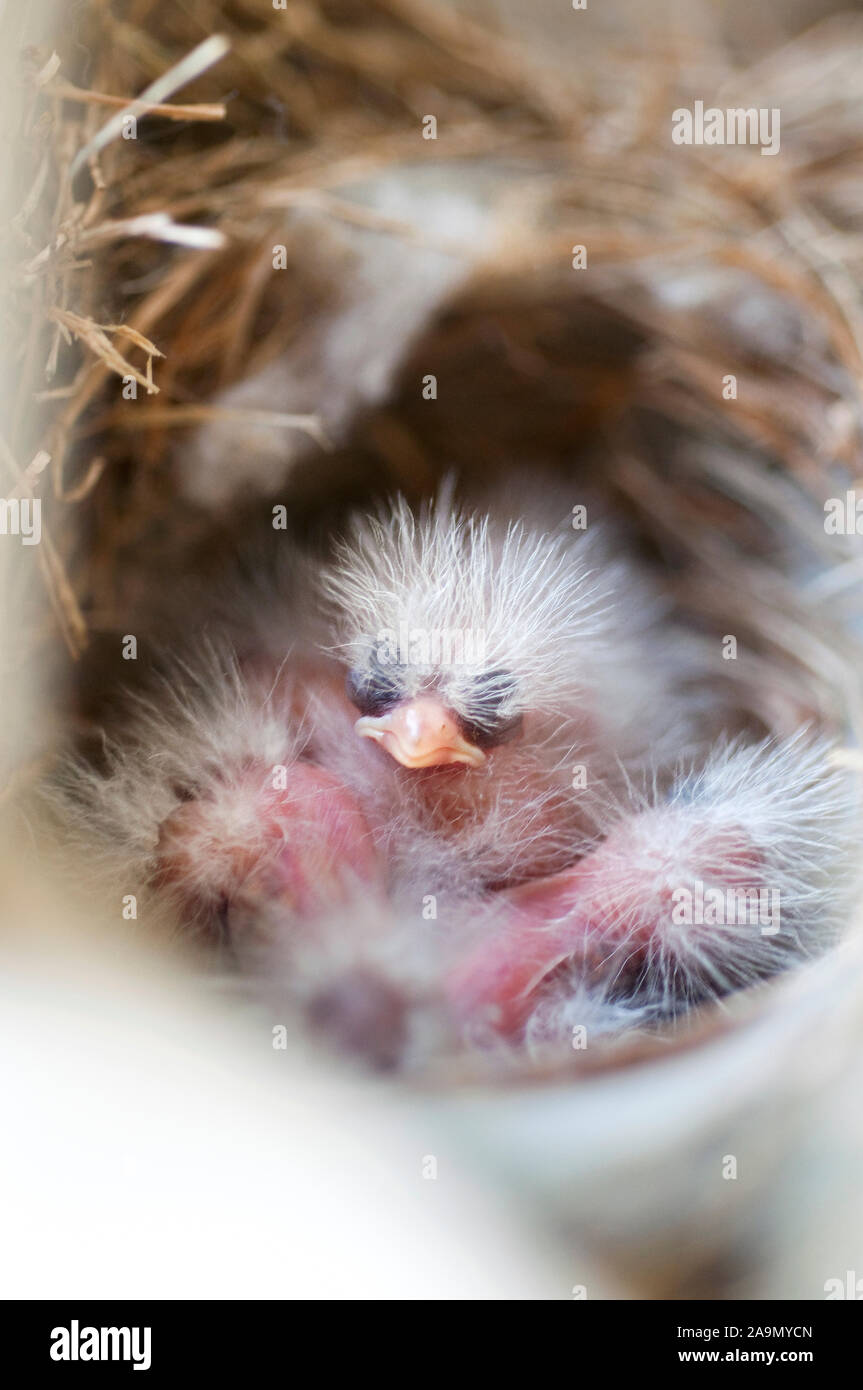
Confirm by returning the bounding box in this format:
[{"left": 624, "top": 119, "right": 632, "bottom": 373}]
[{"left": 9, "top": 0, "right": 863, "bottom": 1296}]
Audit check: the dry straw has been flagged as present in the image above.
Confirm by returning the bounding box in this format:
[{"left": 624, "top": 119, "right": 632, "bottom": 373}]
[{"left": 4, "top": 1, "right": 862, "bottom": 713}]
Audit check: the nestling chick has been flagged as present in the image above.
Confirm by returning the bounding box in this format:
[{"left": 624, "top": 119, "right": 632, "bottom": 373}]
[{"left": 57, "top": 489, "right": 854, "bottom": 1067}]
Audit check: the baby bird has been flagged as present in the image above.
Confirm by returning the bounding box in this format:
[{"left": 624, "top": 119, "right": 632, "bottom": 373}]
[{"left": 61, "top": 489, "right": 853, "bottom": 1067}]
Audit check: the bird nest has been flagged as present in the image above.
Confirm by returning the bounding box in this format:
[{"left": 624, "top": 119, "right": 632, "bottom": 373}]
[{"left": 8, "top": 0, "right": 863, "bottom": 1100}]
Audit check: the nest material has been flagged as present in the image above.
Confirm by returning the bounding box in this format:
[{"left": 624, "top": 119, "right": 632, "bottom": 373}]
[{"left": 2, "top": 0, "right": 861, "bottom": 705}]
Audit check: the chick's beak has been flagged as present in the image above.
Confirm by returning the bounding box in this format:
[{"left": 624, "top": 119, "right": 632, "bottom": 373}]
[{"left": 355, "top": 697, "right": 486, "bottom": 769}]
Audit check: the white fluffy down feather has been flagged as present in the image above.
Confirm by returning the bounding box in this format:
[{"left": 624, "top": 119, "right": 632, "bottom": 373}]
[{"left": 52, "top": 487, "right": 857, "bottom": 1070}]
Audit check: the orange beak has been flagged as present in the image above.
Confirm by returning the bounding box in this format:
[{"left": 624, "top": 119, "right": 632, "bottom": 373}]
[{"left": 355, "top": 697, "right": 486, "bottom": 769}]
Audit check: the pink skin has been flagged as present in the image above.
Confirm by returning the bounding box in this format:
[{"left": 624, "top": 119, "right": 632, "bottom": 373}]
[
  {"left": 446, "top": 815, "right": 764, "bottom": 1036},
  {"left": 156, "top": 763, "right": 382, "bottom": 925},
  {"left": 446, "top": 855, "right": 611, "bottom": 1036},
  {"left": 154, "top": 671, "right": 767, "bottom": 1046},
  {"left": 263, "top": 764, "right": 382, "bottom": 917}
]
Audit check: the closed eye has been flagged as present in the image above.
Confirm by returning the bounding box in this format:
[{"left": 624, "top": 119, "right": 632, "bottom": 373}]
[
  {"left": 458, "top": 668, "right": 522, "bottom": 749},
  {"left": 346, "top": 661, "right": 404, "bottom": 716}
]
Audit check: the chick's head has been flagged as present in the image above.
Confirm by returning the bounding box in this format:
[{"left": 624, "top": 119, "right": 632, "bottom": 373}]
[{"left": 322, "top": 493, "right": 620, "bottom": 770}]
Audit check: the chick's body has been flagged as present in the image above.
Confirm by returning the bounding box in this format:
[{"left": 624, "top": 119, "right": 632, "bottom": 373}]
[
  {"left": 65, "top": 489, "right": 852, "bottom": 1065},
  {"left": 311, "top": 493, "right": 684, "bottom": 887}
]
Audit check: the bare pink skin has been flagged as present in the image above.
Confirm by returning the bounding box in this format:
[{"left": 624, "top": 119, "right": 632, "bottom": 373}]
[
  {"left": 446, "top": 864, "right": 595, "bottom": 1035},
  {"left": 156, "top": 762, "right": 382, "bottom": 926},
  {"left": 153, "top": 658, "right": 768, "bottom": 1047},
  {"left": 351, "top": 699, "right": 604, "bottom": 884},
  {"left": 446, "top": 815, "right": 764, "bottom": 1036}
]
